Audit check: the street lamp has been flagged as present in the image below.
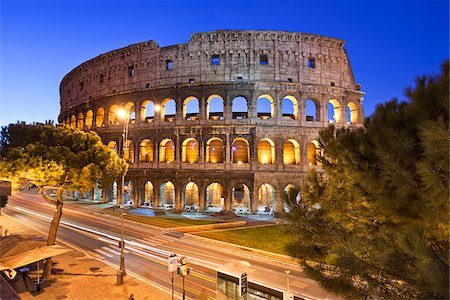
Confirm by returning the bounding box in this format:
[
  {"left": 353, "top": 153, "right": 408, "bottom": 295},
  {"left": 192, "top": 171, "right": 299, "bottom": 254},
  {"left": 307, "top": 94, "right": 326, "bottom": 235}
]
[{"left": 116, "top": 107, "right": 129, "bottom": 285}]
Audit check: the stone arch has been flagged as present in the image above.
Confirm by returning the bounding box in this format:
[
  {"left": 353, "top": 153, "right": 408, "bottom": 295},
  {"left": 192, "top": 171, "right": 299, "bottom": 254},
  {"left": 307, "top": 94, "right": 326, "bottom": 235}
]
[
  {"left": 95, "top": 107, "right": 105, "bottom": 127},
  {"left": 124, "top": 140, "right": 134, "bottom": 163},
  {"left": 257, "top": 183, "right": 276, "bottom": 213},
  {"left": 328, "top": 99, "right": 342, "bottom": 123},
  {"left": 77, "top": 112, "right": 84, "bottom": 130},
  {"left": 206, "top": 94, "right": 224, "bottom": 120},
  {"left": 205, "top": 182, "right": 224, "bottom": 211},
  {"left": 282, "top": 95, "right": 298, "bottom": 120},
  {"left": 257, "top": 94, "right": 274, "bottom": 119},
  {"left": 232, "top": 183, "right": 250, "bottom": 213},
  {"left": 347, "top": 101, "right": 359, "bottom": 125},
  {"left": 232, "top": 96, "right": 248, "bottom": 119},
  {"left": 183, "top": 96, "right": 200, "bottom": 120},
  {"left": 85, "top": 110, "right": 94, "bottom": 129},
  {"left": 139, "top": 139, "right": 153, "bottom": 162},
  {"left": 160, "top": 181, "right": 175, "bottom": 209},
  {"left": 161, "top": 98, "right": 176, "bottom": 122},
  {"left": 140, "top": 180, "right": 154, "bottom": 207},
  {"left": 232, "top": 138, "right": 250, "bottom": 163},
  {"left": 124, "top": 180, "right": 134, "bottom": 204},
  {"left": 182, "top": 138, "right": 199, "bottom": 163},
  {"left": 124, "top": 101, "right": 136, "bottom": 124},
  {"left": 283, "top": 139, "right": 300, "bottom": 165},
  {"left": 183, "top": 182, "right": 199, "bottom": 210},
  {"left": 140, "top": 100, "right": 155, "bottom": 123},
  {"left": 70, "top": 115, "right": 76, "bottom": 129},
  {"left": 284, "top": 184, "right": 301, "bottom": 212},
  {"left": 206, "top": 138, "right": 224, "bottom": 163},
  {"left": 305, "top": 99, "right": 320, "bottom": 122},
  {"left": 258, "top": 138, "right": 275, "bottom": 164},
  {"left": 107, "top": 141, "right": 117, "bottom": 153},
  {"left": 108, "top": 104, "right": 120, "bottom": 125},
  {"left": 307, "top": 140, "right": 321, "bottom": 166},
  {"left": 159, "top": 139, "right": 175, "bottom": 163}
]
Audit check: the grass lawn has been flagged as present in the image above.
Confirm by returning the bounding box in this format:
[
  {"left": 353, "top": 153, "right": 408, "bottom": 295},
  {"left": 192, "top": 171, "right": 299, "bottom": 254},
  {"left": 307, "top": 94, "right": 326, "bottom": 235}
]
[
  {"left": 196, "top": 225, "right": 293, "bottom": 255},
  {"left": 99, "top": 208, "right": 221, "bottom": 228}
]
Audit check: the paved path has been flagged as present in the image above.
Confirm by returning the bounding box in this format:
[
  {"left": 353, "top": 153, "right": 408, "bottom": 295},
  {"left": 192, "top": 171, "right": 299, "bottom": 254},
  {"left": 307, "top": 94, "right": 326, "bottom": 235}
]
[{"left": 1, "top": 214, "right": 172, "bottom": 300}]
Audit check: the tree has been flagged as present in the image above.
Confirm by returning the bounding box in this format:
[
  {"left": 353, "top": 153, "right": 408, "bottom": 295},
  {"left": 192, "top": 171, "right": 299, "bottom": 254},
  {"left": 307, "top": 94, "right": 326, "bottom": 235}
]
[
  {"left": 286, "top": 61, "right": 449, "bottom": 299},
  {"left": 0, "top": 123, "right": 127, "bottom": 278}
]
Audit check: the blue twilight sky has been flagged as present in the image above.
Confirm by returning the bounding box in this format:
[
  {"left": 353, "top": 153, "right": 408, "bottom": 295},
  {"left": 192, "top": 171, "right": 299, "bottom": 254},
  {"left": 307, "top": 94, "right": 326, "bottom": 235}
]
[{"left": 0, "top": 0, "right": 448, "bottom": 127}]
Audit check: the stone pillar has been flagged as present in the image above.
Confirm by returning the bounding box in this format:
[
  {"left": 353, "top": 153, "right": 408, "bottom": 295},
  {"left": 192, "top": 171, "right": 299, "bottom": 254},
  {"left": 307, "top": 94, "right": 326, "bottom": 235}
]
[
  {"left": 133, "top": 178, "right": 140, "bottom": 208},
  {"left": 224, "top": 184, "right": 232, "bottom": 212},
  {"left": 199, "top": 184, "right": 205, "bottom": 211},
  {"left": 101, "top": 189, "right": 108, "bottom": 204},
  {"left": 154, "top": 181, "right": 160, "bottom": 208},
  {"left": 249, "top": 185, "right": 256, "bottom": 213},
  {"left": 225, "top": 133, "right": 231, "bottom": 165},
  {"left": 275, "top": 184, "right": 284, "bottom": 214},
  {"left": 175, "top": 183, "right": 182, "bottom": 210}
]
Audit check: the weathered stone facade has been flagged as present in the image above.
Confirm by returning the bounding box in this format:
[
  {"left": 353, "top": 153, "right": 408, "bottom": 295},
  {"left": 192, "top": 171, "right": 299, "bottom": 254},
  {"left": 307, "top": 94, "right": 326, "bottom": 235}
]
[{"left": 59, "top": 30, "right": 364, "bottom": 214}]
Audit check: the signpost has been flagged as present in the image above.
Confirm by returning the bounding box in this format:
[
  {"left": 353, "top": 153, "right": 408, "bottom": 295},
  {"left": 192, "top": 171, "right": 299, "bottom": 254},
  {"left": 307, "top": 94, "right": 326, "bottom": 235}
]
[
  {"left": 168, "top": 254, "right": 177, "bottom": 300},
  {"left": 239, "top": 272, "right": 248, "bottom": 298}
]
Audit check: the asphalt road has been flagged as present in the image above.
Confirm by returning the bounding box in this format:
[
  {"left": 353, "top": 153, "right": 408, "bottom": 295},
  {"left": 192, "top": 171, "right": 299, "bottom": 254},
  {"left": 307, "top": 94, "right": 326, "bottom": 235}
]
[{"left": 4, "top": 192, "right": 339, "bottom": 300}]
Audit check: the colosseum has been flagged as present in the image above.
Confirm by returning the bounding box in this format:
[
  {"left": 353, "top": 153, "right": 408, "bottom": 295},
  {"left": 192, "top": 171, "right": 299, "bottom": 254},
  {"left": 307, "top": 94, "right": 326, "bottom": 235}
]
[{"left": 59, "top": 29, "right": 364, "bottom": 216}]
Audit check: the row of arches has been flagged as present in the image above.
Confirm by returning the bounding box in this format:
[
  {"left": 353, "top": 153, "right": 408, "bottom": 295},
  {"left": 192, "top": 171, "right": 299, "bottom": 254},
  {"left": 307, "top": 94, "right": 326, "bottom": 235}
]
[
  {"left": 63, "top": 94, "right": 361, "bottom": 129},
  {"left": 107, "top": 137, "right": 320, "bottom": 165},
  {"left": 119, "top": 180, "right": 300, "bottom": 214}
]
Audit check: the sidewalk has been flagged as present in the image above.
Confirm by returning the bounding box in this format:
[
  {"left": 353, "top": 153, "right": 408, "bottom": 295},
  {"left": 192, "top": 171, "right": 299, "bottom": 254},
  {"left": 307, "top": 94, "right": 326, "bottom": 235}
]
[{"left": 0, "top": 213, "right": 170, "bottom": 300}]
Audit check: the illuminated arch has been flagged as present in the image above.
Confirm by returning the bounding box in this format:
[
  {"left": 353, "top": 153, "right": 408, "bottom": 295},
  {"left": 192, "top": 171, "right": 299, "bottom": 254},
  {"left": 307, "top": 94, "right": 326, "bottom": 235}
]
[
  {"left": 232, "top": 96, "right": 248, "bottom": 119},
  {"left": 347, "top": 101, "right": 359, "bottom": 125},
  {"left": 107, "top": 141, "right": 117, "bottom": 153},
  {"left": 108, "top": 104, "right": 120, "bottom": 125},
  {"left": 205, "top": 182, "right": 224, "bottom": 210},
  {"left": 140, "top": 100, "right": 154, "bottom": 123},
  {"left": 141, "top": 181, "right": 154, "bottom": 207},
  {"left": 159, "top": 139, "right": 175, "bottom": 163},
  {"left": 77, "top": 112, "right": 84, "bottom": 130},
  {"left": 95, "top": 107, "right": 105, "bottom": 127},
  {"left": 206, "top": 94, "right": 224, "bottom": 120},
  {"left": 206, "top": 138, "right": 224, "bottom": 163},
  {"left": 232, "top": 138, "right": 250, "bottom": 163},
  {"left": 124, "top": 140, "right": 134, "bottom": 163},
  {"left": 70, "top": 115, "right": 76, "bottom": 129},
  {"left": 257, "top": 138, "right": 275, "bottom": 164},
  {"left": 307, "top": 140, "right": 321, "bottom": 166},
  {"left": 139, "top": 139, "right": 153, "bottom": 162},
  {"left": 124, "top": 102, "right": 135, "bottom": 123},
  {"left": 182, "top": 138, "right": 199, "bottom": 163},
  {"left": 328, "top": 99, "right": 342, "bottom": 123},
  {"left": 160, "top": 181, "right": 175, "bottom": 208},
  {"left": 257, "top": 183, "right": 276, "bottom": 213},
  {"left": 282, "top": 95, "right": 298, "bottom": 120},
  {"left": 305, "top": 99, "right": 320, "bottom": 122},
  {"left": 257, "top": 94, "right": 274, "bottom": 119},
  {"left": 232, "top": 184, "right": 250, "bottom": 212},
  {"left": 183, "top": 96, "right": 199, "bottom": 120},
  {"left": 85, "top": 110, "right": 93, "bottom": 129},
  {"left": 183, "top": 182, "right": 199, "bottom": 210},
  {"left": 161, "top": 98, "right": 176, "bottom": 122},
  {"left": 283, "top": 139, "right": 300, "bottom": 165}
]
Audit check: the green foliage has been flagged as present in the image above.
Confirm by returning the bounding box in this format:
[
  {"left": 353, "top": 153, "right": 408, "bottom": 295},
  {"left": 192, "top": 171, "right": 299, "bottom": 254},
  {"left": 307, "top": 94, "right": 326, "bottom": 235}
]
[
  {"left": 0, "top": 123, "right": 127, "bottom": 192},
  {"left": 287, "top": 61, "right": 449, "bottom": 299}
]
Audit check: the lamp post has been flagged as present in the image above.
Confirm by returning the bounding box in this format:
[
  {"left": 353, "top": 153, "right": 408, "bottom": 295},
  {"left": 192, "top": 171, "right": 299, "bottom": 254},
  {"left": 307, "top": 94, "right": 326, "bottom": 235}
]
[{"left": 116, "top": 108, "right": 129, "bottom": 285}]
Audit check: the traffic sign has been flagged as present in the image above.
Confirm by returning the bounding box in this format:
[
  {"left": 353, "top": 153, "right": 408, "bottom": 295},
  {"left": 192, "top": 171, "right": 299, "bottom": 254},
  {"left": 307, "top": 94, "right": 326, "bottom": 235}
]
[
  {"left": 168, "top": 254, "right": 177, "bottom": 272},
  {"left": 239, "top": 272, "right": 248, "bottom": 296}
]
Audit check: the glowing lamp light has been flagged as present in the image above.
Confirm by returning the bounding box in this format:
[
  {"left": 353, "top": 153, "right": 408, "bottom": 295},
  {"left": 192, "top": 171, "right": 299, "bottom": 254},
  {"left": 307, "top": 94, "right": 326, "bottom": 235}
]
[
  {"left": 116, "top": 108, "right": 127, "bottom": 120},
  {"left": 232, "top": 146, "right": 236, "bottom": 151},
  {"left": 154, "top": 105, "right": 161, "bottom": 112},
  {"left": 237, "top": 161, "right": 243, "bottom": 165}
]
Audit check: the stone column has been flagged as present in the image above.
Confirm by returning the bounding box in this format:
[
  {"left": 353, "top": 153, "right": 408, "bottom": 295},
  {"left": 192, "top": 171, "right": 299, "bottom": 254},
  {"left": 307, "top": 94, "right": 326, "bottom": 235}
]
[{"left": 175, "top": 183, "right": 182, "bottom": 210}]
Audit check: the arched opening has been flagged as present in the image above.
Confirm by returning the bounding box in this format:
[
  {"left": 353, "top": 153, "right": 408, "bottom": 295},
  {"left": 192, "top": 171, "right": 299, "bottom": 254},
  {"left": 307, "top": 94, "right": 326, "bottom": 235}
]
[
  {"left": 70, "top": 115, "right": 76, "bottom": 129},
  {"left": 283, "top": 139, "right": 300, "bottom": 165},
  {"left": 183, "top": 182, "right": 199, "bottom": 211},
  {"left": 232, "top": 138, "right": 250, "bottom": 163},
  {"left": 124, "top": 180, "right": 134, "bottom": 205},
  {"left": 140, "top": 181, "right": 153, "bottom": 207},
  {"left": 77, "top": 112, "right": 84, "bottom": 130},
  {"left": 96, "top": 107, "right": 105, "bottom": 127},
  {"left": 305, "top": 99, "right": 319, "bottom": 122},
  {"left": 159, "top": 139, "right": 175, "bottom": 163},
  {"left": 207, "top": 94, "right": 224, "bottom": 120},
  {"left": 232, "top": 184, "right": 250, "bottom": 214},
  {"left": 232, "top": 96, "right": 248, "bottom": 119},
  {"left": 182, "top": 138, "right": 199, "bottom": 163},
  {"left": 205, "top": 182, "right": 224, "bottom": 211},
  {"left": 328, "top": 99, "right": 341, "bottom": 123},
  {"left": 257, "top": 183, "right": 275, "bottom": 214},
  {"left": 85, "top": 110, "right": 93, "bottom": 129},
  {"left": 282, "top": 95, "right": 298, "bottom": 120},
  {"left": 108, "top": 104, "right": 120, "bottom": 125},
  {"left": 258, "top": 139, "right": 275, "bottom": 164},
  {"left": 347, "top": 101, "right": 358, "bottom": 125},
  {"left": 257, "top": 94, "right": 274, "bottom": 120},
  {"left": 140, "top": 100, "right": 155, "bottom": 123},
  {"left": 161, "top": 98, "right": 176, "bottom": 122},
  {"left": 124, "top": 102, "right": 135, "bottom": 124},
  {"left": 160, "top": 181, "right": 175, "bottom": 209},
  {"left": 124, "top": 140, "right": 134, "bottom": 163},
  {"left": 307, "top": 140, "right": 321, "bottom": 166},
  {"left": 206, "top": 138, "right": 224, "bottom": 163},
  {"left": 183, "top": 96, "right": 199, "bottom": 120},
  {"left": 108, "top": 181, "right": 118, "bottom": 203},
  {"left": 107, "top": 141, "right": 117, "bottom": 153},
  {"left": 139, "top": 139, "right": 153, "bottom": 162},
  {"left": 284, "top": 184, "right": 300, "bottom": 212}
]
